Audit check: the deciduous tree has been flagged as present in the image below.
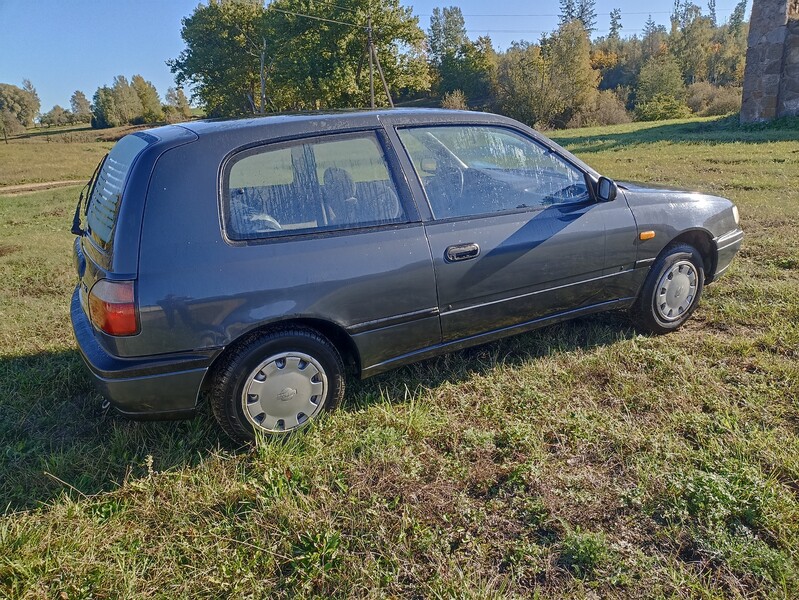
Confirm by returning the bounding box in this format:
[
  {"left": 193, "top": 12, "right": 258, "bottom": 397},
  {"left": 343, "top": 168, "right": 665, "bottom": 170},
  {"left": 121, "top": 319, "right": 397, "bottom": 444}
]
[
  {"left": 496, "top": 21, "right": 598, "bottom": 128},
  {"left": 164, "top": 87, "right": 193, "bottom": 122},
  {"left": 41, "top": 105, "right": 70, "bottom": 127},
  {"left": 70, "top": 90, "right": 92, "bottom": 123},
  {"left": 169, "top": 0, "right": 430, "bottom": 115},
  {"left": 0, "top": 81, "right": 40, "bottom": 127},
  {"left": 91, "top": 86, "right": 120, "bottom": 128},
  {"left": 132, "top": 75, "right": 164, "bottom": 123},
  {"left": 1, "top": 108, "right": 25, "bottom": 142}
]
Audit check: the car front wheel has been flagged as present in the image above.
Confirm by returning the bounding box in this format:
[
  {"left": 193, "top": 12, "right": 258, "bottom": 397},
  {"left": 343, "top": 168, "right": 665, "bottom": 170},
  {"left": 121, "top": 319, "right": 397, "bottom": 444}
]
[
  {"left": 210, "top": 327, "right": 345, "bottom": 443},
  {"left": 631, "top": 243, "right": 705, "bottom": 334}
]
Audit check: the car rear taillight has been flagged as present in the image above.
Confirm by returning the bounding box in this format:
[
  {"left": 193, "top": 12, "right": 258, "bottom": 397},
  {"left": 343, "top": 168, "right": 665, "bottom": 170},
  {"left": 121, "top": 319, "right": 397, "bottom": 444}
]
[{"left": 88, "top": 279, "right": 139, "bottom": 336}]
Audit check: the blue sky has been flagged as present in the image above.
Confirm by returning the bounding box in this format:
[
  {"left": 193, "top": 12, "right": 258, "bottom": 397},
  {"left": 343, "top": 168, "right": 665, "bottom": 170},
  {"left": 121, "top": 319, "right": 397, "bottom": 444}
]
[{"left": 0, "top": 0, "right": 750, "bottom": 112}]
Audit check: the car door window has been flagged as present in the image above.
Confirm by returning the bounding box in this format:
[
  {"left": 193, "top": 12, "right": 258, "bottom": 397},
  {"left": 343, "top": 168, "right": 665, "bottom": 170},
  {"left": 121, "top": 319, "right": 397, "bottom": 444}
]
[
  {"left": 225, "top": 132, "right": 405, "bottom": 240},
  {"left": 397, "top": 126, "right": 590, "bottom": 219}
]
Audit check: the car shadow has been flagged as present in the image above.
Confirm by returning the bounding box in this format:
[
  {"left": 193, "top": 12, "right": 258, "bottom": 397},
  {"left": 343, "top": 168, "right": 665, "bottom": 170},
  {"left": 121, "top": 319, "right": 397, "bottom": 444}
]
[
  {"left": 0, "top": 349, "right": 226, "bottom": 512},
  {"left": 346, "top": 310, "right": 638, "bottom": 410},
  {"left": 460, "top": 201, "right": 595, "bottom": 290},
  {"left": 0, "top": 312, "right": 635, "bottom": 512}
]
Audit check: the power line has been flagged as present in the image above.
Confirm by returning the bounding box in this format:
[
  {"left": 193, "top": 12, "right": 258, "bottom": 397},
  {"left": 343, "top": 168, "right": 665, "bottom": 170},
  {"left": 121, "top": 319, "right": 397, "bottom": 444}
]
[
  {"left": 417, "top": 9, "right": 736, "bottom": 17},
  {"left": 465, "top": 28, "right": 648, "bottom": 34},
  {"left": 308, "top": 0, "right": 359, "bottom": 16},
  {"left": 268, "top": 6, "right": 359, "bottom": 28}
]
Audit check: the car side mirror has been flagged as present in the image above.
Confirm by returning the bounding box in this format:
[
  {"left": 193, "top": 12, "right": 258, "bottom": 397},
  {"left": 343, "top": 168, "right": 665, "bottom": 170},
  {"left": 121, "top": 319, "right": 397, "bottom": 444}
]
[
  {"left": 420, "top": 158, "right": 437, "bottom": 173},
  {"left": 597, "top": 177, "right": 618, "bottom": 202}
]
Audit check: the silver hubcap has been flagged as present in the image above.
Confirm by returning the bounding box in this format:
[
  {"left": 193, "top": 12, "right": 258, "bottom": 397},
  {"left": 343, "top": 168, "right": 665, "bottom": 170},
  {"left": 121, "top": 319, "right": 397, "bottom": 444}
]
[
  {"left": 241, "top": 352, "right": 327, "bottom": 433},
  {"left": 655, "top": 260, "right": 698, "bottom": 322}
]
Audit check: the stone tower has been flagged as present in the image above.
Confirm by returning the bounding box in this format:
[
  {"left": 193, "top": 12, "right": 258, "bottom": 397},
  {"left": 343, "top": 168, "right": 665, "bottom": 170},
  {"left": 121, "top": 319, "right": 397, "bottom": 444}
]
[{"left": 740, "top": 0, "right": 799, "bottom": 122}]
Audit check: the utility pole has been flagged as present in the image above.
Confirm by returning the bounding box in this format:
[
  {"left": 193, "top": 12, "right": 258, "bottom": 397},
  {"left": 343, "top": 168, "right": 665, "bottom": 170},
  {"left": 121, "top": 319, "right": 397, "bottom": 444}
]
[
  {"left": 367, "top": 15, "right": 375, "bottom": 109},
  {"left": 360, "top": 13, "right": 394, "bottom": 109}
]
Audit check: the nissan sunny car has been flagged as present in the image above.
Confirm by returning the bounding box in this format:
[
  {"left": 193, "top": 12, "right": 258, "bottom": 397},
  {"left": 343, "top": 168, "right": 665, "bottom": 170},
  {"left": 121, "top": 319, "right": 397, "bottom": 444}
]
[{"left": 70, "top": 109, "right": 743, "bottom": 442}]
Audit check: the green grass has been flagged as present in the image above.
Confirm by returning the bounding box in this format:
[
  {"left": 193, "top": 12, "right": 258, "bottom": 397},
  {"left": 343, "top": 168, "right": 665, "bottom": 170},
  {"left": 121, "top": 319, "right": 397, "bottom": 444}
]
[
  {"left": 0, "top": 123, "right": 149, "bottom": 187},
  {"left": 1, "top": 115, "right": 798, "bottom": 598}
]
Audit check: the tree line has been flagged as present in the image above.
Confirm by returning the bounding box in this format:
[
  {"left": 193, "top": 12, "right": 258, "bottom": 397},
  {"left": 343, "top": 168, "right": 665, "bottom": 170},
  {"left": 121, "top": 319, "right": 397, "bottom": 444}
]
[
  {"left": 90, "top": 76, "right": 192, "bottom": 128},
  {"left": 168, "top": 0, "right": 750, "bottom": 129},
  {"left": 422, "top": 0, "right": 750, "bottom": 127},
  {"left": 0, "top": 77, "right": 192, "bottom": 135},
  {"left": 1, "top": 0, "right": 751, "bottom": 135}
]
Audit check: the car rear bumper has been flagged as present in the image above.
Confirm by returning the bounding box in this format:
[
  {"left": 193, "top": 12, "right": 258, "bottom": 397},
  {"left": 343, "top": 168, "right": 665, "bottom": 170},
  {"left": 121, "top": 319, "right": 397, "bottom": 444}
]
[
  {"left": 70, "top": 287, "right": 218, "bottom": 420},
  {"left": 712, "top": 228, "right": 744, "bottom": 281}
]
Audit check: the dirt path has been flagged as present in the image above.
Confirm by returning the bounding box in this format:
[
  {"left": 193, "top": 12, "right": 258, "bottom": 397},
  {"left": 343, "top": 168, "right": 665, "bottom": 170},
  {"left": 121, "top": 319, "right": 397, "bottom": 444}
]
[{"left": 0, "top": 180, "right": 85, "bottom": 196}]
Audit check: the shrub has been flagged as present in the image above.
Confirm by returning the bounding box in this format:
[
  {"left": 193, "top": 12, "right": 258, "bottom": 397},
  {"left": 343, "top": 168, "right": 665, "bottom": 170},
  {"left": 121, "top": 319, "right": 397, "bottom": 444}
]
[
  {"left": 636, "top": 54, "right": 685, "bottom": 105},
  {"left": 635, "top": 93, "right": 692, "bottom": 121},
  {"left": 703, "top": 86, "right": 742, "bottom": 116},
  {"left": 580, "top": 89, "right": 632, "bottom": 126},
  {"left": 687, "top": 82, "right": 742, "bottom": 116},
  {"left": 441, "top": 90, "right": 468, "bottom": 110},
  {"left": 687, "top": 81, "right": 715, "bottom": 113}
]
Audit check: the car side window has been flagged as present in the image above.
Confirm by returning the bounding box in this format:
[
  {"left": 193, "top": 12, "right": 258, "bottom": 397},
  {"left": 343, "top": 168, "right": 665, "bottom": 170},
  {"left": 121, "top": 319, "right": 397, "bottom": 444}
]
[
  {"left": 397, "top": 126, "right": 590, "bottom": 219},
  {"left": 225, "top": 132, "right": 405, "bottom": 240}
]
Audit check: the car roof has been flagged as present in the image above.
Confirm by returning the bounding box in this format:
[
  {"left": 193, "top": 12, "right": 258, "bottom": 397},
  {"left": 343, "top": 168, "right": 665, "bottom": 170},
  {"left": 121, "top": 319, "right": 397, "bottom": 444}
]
[
  {"left": 139, "top": 108, "right": 600, "bottom": 180},
  {"left": 176, "top": 108, "right": 508, "bottom": 137}
]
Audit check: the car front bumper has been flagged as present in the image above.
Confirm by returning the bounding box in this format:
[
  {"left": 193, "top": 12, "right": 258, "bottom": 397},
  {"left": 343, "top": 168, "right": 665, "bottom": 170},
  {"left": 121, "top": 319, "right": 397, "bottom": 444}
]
[
  {"left": 712, "top": 228, "right": 744, "bottom": 281},
  {"left": 70, "top": 287, "right": 218, "bottom": 420}
]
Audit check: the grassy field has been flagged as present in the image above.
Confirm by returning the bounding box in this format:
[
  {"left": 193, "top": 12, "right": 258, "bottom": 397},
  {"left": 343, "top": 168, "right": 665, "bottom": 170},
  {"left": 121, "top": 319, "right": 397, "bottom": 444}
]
[
  {"left": 0, "top": 124, "right": 150, "bottom": 187},
  {"left": 1, "top": 115, "right": 798, "bottom": 598}
]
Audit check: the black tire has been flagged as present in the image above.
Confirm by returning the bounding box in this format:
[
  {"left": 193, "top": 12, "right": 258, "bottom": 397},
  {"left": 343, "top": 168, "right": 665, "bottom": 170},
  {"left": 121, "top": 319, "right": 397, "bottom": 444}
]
[
  {"left": 630, "top": 243, "right": 705, "bottom": 334},
  {"left": 210, "top": 327, "right": 345, "bottom": 444}
]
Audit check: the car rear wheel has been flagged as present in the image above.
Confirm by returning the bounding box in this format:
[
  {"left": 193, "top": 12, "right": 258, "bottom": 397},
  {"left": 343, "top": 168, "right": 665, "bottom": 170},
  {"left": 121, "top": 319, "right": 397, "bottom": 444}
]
[
  {"left": 210, "top": 327, "right": 345, "bottom": 443},
  {"left": 631, "top": 243, "right": 705, "bottom": 334}
]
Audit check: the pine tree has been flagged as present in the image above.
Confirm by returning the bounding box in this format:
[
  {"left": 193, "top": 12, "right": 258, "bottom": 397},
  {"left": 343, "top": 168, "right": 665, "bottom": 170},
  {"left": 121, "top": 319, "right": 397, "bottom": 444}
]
[
  {"left": 707, "top": 0, "right": 717, "bottom": 26},
  {"left": 428, "top": 6, "right": 467, "bottom": 64},
  {"left": 609, "top": 9, "right": 623, "bottom": 41},
  {"left": 728, "top": 0, "right": 747, "bottom": 33},
  {"left": 575, "top": 0, "right": 597, "bottom": 34},
  {"left": 559, "top": 0, "right": 577, "bottom": 27}
]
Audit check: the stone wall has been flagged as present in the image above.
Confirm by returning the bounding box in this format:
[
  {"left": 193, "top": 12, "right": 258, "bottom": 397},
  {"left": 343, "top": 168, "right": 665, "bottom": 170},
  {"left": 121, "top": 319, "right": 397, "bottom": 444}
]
[{"left": 741, "top": 0, "right": 799, "bottom": 122}]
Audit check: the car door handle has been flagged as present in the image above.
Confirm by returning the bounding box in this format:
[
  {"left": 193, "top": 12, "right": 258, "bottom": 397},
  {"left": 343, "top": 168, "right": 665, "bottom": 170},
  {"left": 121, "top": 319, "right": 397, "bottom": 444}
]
[{"left": 445, "top": 243, "right": 480, "bottom": 262}]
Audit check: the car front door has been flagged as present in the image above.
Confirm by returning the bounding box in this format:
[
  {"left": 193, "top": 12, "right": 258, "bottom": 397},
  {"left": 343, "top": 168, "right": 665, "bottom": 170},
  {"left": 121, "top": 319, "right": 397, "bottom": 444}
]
[{"left": 394, "top": 124, "right": 636, "bottom": 342}]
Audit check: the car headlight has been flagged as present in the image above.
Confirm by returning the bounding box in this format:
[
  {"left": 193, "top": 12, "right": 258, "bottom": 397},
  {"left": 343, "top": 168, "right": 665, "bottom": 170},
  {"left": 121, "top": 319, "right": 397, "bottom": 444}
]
[{"left": 732, "top": 205, "right": 740, "bottom": 226}]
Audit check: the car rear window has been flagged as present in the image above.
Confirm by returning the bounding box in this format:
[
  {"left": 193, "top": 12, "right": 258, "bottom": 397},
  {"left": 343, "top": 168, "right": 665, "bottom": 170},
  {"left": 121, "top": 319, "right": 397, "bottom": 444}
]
[
  {"left": 224, "top": 132, "right": 406, "bottom": 240},
  {"left": 86, "top": 133, "right": 151, "bottom": 246}
]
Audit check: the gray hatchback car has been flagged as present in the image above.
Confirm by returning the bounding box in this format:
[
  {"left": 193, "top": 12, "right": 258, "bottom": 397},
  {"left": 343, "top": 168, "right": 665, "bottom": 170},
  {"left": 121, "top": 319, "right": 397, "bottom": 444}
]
[{"left": 70, "top": 109, "right": 743, "bottom": 442}]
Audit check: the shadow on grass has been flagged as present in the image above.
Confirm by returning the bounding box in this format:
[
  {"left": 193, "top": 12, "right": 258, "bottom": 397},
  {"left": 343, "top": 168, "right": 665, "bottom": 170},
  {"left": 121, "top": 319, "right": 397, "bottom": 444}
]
[
  {"left": 551, "top": 115, "right": 799, "bottom": 156},
  {"left": 0, "top": 350, "right": 225, "bottom": 512},
  {"left": 346, "top": 310, "right": 638, "bottom": 411},
  {"left": 14, "top": 125, "right": 95, "bottom": 140},
  {"left": 0, "top": 311, "right": 636, "bottom": 512}
]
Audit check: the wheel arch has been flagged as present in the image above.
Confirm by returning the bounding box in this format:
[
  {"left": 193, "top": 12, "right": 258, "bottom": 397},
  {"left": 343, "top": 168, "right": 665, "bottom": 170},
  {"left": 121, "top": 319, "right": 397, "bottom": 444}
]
[
  {"left": 665, "top": 228, "right": 716, "bottom": 281},
  {"left": 199, "top": 317, "right": 361, "bottom": 401}
]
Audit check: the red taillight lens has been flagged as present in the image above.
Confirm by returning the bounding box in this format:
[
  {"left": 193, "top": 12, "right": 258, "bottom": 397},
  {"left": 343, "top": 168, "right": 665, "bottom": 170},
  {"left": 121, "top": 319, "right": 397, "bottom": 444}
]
[{"left": 88, "top": 279, "right": 139, "bottom": 336}]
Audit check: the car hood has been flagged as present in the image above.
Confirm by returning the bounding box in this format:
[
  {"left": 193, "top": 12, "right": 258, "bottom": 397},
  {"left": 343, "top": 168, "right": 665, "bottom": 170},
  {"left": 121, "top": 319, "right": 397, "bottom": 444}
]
[
  {"left": 617, "top": 180, "right": 732, "bottom": 208},
  {"left": 617, "top": 181, "right": 699, "bottom": 194},
  {"left": 616, "top": 180, "right": 738, "bottom": 240}
]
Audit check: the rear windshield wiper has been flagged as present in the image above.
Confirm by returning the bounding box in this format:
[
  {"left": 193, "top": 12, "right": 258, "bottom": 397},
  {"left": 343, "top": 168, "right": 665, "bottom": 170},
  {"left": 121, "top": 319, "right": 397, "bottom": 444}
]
[{"left": 71, "top": 154, "right": 107, "bottom": 236}]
